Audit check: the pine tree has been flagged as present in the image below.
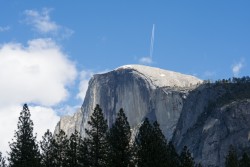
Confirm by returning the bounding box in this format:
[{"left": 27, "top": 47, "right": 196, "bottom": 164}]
[
  {"left": 8, "top": 104, "right": 41, "bottom": 167},
  {"left": 167, "top": 141, "right": 180, "bottom": 167},
  {"left": 152, "top": 121, "right": 168, "bottom": 167},
  {"left": 107, "top": 108, "right": 133, "bottom": 167},
  {"left": 0, "top": 152, "right": 6, "bottom": 167},
  {"left": 225, "top": 145, "right": 239, "bottom": 167},
  {"left": 239, "top": 152, "right": 250, "bottom": 167},
  {"left": 136, "top": 118, "right": 168, "bottom": 167},
  {"left": 77, "top": 137, "right": 90, "bottom": 167},
  {"left": 136, "top": 118, "right": 153, "bottom": 167},
  {"left": 85, "top": 104, "right": 109, "bottom": 167},
  {"left": 179, "top": 146, "right": 195, "bottom": 167},
  {"left": 54, "top": 129, "right": 68, "bottom": 167},
  {"left": 40, "top": 130, "right": 57, "bottom": 167},
  {"left": 65, "top": 130, "right": 79, "bottom": 167}
]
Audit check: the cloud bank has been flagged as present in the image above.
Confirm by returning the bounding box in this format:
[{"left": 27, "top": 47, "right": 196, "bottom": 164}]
[
  {"left": 0, "top": 38, "right": 77, "bottom": 154},
  {"left": 0, "top": 38, "right": 77, "bottom": 107}
]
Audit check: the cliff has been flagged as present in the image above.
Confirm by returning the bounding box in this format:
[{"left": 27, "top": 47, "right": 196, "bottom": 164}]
[
  {"left": 54, "top": 65, "right": 250, "bottom": 167},
  {"left": 54, "top": 65, "right": 202, "bottom": 140},
  {"left": 172, "top": 81, "right": 250, "bottom": 167}
]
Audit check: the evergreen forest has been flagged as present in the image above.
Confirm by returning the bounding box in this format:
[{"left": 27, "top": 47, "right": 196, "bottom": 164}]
[{"left": 1, "top": 101, "right": 250, "bottom": 166}]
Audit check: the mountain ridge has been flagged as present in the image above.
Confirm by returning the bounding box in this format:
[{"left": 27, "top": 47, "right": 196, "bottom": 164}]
[
  {"left": 115, "top": 64, "right": 203, "bottom": 88},
  {"left": 55, "top": 64, "right": 201, "bottom": 141},
  {"left": 54, "top": 65, "right": 250, "bottom": 167}
]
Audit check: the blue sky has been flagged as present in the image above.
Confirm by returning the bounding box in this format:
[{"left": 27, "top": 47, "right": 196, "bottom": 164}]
[
  {"left": 0, "top": 0, "right": 249, "bottom": 154},
  {"left": 1, "top": 1, "right": 250, "bottom": 78}
]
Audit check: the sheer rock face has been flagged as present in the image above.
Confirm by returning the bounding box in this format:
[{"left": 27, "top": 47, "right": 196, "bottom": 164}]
[
  {"left": 54, "top": 65, "right": 250, "bottom": 167},
  {"left": 172, "top": 84, "right": 250, "bottom": 167},
  {"left": 54, "top": 65, "right": 202, "bottom": 140}
]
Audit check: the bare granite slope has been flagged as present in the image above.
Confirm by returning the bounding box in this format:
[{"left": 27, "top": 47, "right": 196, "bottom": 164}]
[
  {"left": 55, "top": 65, "right": 250, "bottom": 167},
  {"left": 54, "top": 65, "right": 202, "bottom": 140}
]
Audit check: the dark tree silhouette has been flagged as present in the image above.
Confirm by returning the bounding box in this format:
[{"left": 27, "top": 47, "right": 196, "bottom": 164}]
[
  {"left": 167, "top": 141, "right": 180, "bottom": 167},
  {"left": 8, "top": 104, "right": 41, "bottom": 167},
  {"left": 77, "top": 137, "right": 90, "bottom": 167},
  {"left": 179, "top": 146, "right": 195, "bottom": 167},
  {"left": 107, "top": 108, "right": 133, "bottom": 167},
  {"left": 54, "top": 129, "right": 68, "bottom": 167},
  {"left": 85, "top": 104, "right": 109, "bottom": 167},
  {"left": 136, "top": 118, "right": 168, "bottom": 167},
  {"left": 40, "top": 129, "right": 57, "bottom": 167},
  {"left": 65, "top": 130, "right": 80, "bottom": 167}
]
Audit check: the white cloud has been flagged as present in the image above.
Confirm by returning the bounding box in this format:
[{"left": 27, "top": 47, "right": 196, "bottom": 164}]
[
  {"left": 0, "top": 105, "right": 59, "bottom": 156},
  {"left": 139, "top": 56, "right": 153, "bottom": 65},
  {"left": 24, "top": 8, "right": 58, "bottom": 34},
  {"left": 0, "top": 38, "right": 77, "bottom": 107},
  {"left": 0, "top": 38, "right": 77, "bottom": 155},
  {"left": 0, "top": 26, "right": 10, "bottom": 32},
  {"left": 232, "top": 59, "right": 244, "bottom": 77},
  {"left": 24, "top": 8, "right": 73, "bottom": 38},
  {"left": 0, "top": 105, "right": 20, "bottom": 155},
  {"left": 0, "top": 7, "right": 80, "bottom": 157},
  {"left": 30, "top": 106, "right": 60, "bottom": 140}
]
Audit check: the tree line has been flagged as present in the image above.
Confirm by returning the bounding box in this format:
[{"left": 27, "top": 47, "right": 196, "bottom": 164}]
[
  {"left": 203, "top": 76, "right": 250, "bottom": 85},
  {"left": 1, "top": 104, "right": 201, "bottom": 167}
]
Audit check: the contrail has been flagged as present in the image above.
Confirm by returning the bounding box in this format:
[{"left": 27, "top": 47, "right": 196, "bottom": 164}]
[{"left": 150, "top": 24, "right": 155, "bottom": 58}]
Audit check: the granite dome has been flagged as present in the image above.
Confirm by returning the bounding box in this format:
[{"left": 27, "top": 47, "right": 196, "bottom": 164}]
[{"left": 116, "top": 65, "right": 202, "bottom": 88}]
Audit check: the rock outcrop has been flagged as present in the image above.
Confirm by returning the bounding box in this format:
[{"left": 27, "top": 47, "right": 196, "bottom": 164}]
[
  {"left": 172, "top": 82, "right": 250, "bottom": 167},
  {"left": 54, "top": 65, "right": 202, "bottom": 140},
  {"left": 54, "top": 65, "right": 250, "bottom": 167}
]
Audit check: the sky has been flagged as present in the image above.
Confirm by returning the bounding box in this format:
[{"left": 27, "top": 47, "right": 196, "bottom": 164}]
[{"left": 0, "top": 0, "right": 250, "bottom": 155}]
